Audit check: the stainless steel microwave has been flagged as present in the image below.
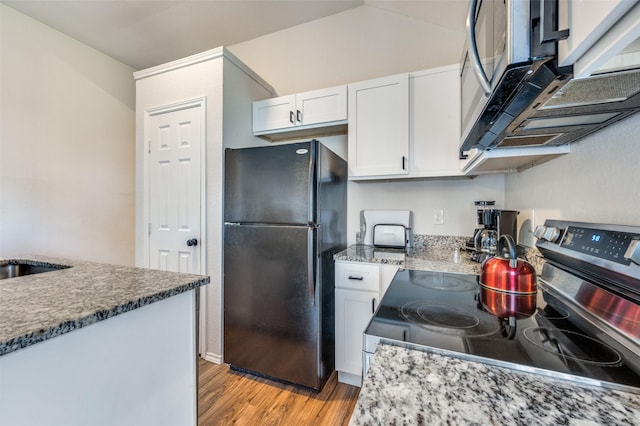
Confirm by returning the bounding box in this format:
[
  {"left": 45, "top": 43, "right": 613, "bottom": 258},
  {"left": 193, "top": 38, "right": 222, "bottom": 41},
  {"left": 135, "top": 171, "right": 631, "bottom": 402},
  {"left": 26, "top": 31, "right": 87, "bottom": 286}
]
[
  {"left": 460, "top": 0, "right": 570, "bottom": 152},
  {"left": 460, "top": 0, "right": 640, "bottom": 155}
]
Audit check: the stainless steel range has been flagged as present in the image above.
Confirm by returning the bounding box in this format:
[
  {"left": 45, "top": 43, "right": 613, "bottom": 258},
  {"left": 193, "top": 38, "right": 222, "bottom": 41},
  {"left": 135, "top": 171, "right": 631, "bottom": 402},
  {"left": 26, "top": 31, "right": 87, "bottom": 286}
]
[{"left": 364, "top": 220, "right": 640, "bottom": 393}]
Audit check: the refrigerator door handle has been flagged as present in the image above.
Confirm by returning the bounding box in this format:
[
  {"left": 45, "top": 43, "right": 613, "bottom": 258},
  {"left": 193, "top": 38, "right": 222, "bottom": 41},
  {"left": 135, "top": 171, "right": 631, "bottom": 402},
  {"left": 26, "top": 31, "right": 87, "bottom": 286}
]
[
  {"left": 307, "top": 227, "right": 315, "bottom": 306},
  {"left": 307, "top": 141, "right": 316, "bottom": 225}
]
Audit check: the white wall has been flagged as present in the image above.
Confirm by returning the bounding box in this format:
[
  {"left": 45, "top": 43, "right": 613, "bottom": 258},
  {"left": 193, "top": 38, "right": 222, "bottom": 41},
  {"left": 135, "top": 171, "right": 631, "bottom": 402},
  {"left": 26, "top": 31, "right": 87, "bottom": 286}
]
[
  {"left": 505, "top": 112, "right": 640, "bottom": 245},
  {"left": 229, "top": 5, "right": 466, "bottom": 96},
  {"left": 349, "top": 174, "right": 506, "bottom": 242},
  {"left": 0, "top": 5, "right": 136, "bottom": 265}
]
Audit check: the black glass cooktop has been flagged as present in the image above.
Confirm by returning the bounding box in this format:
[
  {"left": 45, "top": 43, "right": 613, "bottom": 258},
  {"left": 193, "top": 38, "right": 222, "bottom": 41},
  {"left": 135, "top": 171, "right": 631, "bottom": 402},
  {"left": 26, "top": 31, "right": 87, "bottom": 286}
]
[{"left": 364, "top": 269, "right": 640, "bottom": 392}]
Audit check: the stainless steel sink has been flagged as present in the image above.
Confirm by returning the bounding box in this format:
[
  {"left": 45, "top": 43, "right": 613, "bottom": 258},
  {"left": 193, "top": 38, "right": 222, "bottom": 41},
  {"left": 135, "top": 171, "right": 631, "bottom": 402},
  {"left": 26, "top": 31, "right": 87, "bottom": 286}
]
[{"left": 0, "top": 262, "right": 70, "bottom": 280}]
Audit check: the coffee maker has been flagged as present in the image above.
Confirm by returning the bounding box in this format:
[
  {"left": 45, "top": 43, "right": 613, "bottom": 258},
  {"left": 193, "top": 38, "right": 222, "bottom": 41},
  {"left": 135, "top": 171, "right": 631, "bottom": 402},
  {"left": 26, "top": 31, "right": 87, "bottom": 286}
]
[{"left": 470, "top": 201, "right": 519, "bottom": 262}]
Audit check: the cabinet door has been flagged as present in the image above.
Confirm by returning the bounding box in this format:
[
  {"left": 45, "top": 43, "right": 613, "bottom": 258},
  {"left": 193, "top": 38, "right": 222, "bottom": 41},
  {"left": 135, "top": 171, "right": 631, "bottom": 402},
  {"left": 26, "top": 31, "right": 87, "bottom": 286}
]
[
  {"left": 348, "top": 74, "right": 409, "bottom": 178},
  {"left": 297, "top": 85, "right": 347, "bottom": 126},
  {"left": 410, "top": 65, "right": 466, "bottom": 177},
  {"left": 252, "top": 95, "right": 296, "bottom": 132},
  {"left": 558, "top": 0, "right": 635, "bottom": 70},
  {"left": 335, "top": 288, "right": 379, "bottom": 377}
]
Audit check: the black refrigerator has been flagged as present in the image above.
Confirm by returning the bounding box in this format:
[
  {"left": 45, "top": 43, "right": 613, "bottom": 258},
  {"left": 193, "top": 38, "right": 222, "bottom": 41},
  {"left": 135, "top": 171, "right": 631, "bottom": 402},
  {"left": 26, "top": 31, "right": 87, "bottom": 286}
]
[{"left": 223, "top": 140, "right": 347, "bottom": 390}]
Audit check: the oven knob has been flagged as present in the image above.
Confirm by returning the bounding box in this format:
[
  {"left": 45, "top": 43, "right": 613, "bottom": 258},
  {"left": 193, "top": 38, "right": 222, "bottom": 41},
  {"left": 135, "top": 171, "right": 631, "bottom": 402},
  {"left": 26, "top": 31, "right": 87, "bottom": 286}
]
[
  {"left": 624, "top": 239, "right": 640, "bottom": 266},
  {"left": 534, "top": 226, "right": 547, "bottom": 239},
  {"left": 543, "top": 226, "right": 561, "bottom": 243}
]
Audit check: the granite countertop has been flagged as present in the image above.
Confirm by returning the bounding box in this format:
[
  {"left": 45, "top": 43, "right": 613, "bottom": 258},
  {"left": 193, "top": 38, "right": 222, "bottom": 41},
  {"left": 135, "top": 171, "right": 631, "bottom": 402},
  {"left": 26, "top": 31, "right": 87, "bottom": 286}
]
[
  {"left": 0, "top": 256, "right": 209, "bottom": 356},
  {"left": 334, "top": 245, "right": 481, "bottom": 275},
  {"left": 352, "top": 344, "right": 640, "bottom": 425},
  {"left": 334, "top": 234, "right": 545, "bottom": 276}
]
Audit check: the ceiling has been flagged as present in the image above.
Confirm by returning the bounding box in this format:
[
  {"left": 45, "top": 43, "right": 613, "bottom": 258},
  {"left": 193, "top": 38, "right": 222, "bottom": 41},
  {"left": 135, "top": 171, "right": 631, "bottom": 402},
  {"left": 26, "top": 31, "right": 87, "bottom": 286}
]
[{"left": 2, "top": 0, "right": 468, "bottom": 70}]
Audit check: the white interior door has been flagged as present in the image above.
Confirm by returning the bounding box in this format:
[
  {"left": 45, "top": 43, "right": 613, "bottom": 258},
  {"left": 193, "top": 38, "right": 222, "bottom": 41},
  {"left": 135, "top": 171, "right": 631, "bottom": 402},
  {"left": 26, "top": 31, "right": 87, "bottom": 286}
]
[{"left": 148, "top": 103, "right": 203, "bottom": 274}]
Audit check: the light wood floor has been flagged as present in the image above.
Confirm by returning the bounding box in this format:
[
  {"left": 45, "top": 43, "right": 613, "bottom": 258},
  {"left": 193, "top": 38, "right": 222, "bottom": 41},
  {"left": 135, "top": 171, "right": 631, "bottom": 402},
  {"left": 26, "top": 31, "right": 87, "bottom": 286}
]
[{"left": 198, "top": 359, "right": 360, "bottom": 425}]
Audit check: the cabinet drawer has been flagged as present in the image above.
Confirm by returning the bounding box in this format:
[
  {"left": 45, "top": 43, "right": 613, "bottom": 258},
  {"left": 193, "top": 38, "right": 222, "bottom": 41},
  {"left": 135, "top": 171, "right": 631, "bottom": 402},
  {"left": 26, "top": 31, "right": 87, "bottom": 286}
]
[{"left": 335, "top": 262, "right": 380, "bottom": 291}]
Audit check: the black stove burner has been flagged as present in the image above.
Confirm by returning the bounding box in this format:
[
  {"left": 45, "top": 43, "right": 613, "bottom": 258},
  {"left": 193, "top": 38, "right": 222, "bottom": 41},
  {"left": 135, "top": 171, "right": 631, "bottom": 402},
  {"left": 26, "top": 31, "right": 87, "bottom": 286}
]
[
  {"left": 409, "top": 271, "right": 477, "bottom": 292},
  {"left": 523, "top": 327, "right": 623, "bottom": 366},
  {"left": 417, "top": 304, "right": 479, "bottom": 328},
  {"left": 400, "top": 300, "right": 501, "bottom": 337}
]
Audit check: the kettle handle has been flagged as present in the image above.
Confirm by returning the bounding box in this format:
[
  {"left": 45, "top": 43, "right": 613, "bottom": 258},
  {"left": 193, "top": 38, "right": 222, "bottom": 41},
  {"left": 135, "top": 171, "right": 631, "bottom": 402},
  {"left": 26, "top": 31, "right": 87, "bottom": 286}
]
[{"left": 498, "top": 234, "right": 518, "bottom": 268}]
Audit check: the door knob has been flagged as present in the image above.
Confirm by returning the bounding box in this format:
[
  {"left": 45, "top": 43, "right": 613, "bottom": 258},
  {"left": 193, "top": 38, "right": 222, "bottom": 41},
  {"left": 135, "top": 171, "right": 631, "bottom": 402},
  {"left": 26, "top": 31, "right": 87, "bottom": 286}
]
[{"left": 186, "top": 238, "right": 198, "bottom": 247}]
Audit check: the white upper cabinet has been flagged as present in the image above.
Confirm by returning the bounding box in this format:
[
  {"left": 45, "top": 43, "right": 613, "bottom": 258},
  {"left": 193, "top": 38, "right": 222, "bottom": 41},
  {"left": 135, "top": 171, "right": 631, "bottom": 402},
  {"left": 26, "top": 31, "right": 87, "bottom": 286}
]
[
  {"left": 252, "top": 85, "right": 347, "bottom": 140},
  {"left": 558, "top": 0, "right": 640, "bottom": 78},
  {"left": 252, "top": 95, "right": 297, "bottom": 133},
  {"left": 297, "top": 86, "right": 347, "bottom": 126},
  {"left": 410, "top": 65, "right": 467, "bottom": 178},
  {"left": 348, "top": 66, "right": 467, "bottom": 181},
  {"left": 348, "top": 74, "right": 409, "bottom": 178}
]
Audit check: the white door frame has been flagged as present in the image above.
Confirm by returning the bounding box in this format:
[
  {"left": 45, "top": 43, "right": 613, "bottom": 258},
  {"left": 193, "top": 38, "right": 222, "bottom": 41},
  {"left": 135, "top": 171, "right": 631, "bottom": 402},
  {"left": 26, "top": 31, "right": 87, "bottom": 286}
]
[
  {"left": 143, "top": 97, "right": 208, "bottom": 357},
  {"left": 142, "top": 97, "right": 207, "bottom": 274}
]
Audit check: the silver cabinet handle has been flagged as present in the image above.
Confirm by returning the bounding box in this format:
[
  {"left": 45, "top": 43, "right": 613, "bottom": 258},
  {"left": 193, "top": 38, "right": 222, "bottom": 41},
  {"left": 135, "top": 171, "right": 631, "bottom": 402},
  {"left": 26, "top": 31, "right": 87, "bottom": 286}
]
[
  {"left": 296, "top": 109, "right": 302, "bottom": 122},
  {"left": 371, "top": 298, "right": 377, "bottom": 314},
  {"left": 289, "top": 110, "right": 295, "bottom": 124},
  {"left": 348, "top": 275, "right": 364, "bottom": 281},
  {"left": 466, "top": 0, "right": 491, "bottom": 96}
]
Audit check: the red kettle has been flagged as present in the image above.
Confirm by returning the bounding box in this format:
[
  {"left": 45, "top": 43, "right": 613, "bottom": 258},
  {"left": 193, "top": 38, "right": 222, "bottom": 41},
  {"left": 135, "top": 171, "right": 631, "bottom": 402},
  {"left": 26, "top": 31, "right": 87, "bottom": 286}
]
[{"left": 479, "top": 235, "right": 537, "bottom": 337}]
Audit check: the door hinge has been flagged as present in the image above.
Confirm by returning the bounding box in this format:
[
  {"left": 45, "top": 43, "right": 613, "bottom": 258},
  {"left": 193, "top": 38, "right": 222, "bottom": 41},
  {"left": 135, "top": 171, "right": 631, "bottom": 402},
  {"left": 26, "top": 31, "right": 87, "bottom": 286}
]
[
  {"left": 148, "top": 223, "right": 152, "bottom": 236},
  {"left": 147, "top": 140, "right": 151, "bottom": 155}
]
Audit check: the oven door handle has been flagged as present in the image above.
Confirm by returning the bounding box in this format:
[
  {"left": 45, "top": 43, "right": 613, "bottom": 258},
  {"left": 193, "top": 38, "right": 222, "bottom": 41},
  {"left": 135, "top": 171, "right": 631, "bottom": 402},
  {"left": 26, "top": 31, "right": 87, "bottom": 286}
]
[{"left": 466, "top": 0, "right": 491, "bottom": 96}]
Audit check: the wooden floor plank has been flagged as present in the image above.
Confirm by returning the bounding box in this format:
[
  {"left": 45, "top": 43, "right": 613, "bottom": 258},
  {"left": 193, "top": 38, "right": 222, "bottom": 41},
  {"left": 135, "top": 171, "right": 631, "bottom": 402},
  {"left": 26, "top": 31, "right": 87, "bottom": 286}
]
[{"left": 198, "top": 359, "right": 359, "bottom": 426}]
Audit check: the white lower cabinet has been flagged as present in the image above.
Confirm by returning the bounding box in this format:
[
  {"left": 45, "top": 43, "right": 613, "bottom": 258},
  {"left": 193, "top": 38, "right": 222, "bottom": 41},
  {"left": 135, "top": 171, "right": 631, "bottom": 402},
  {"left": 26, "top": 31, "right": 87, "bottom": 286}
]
[
  {"left": 335, "top": 288, "right": 379, "bottom": 383},
  {"left": 335, "top": 261, "right": 399, "bottom": 386}
]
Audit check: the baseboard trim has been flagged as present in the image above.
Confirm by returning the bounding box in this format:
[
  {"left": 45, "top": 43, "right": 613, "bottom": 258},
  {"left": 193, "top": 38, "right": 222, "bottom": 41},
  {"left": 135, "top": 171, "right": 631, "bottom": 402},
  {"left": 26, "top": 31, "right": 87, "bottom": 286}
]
[
  {"left": 201, "top": 352, "right": 223, "bottom": 365},
  {"left": 337, "top": 371, "right": 362, "bottom": 387}
]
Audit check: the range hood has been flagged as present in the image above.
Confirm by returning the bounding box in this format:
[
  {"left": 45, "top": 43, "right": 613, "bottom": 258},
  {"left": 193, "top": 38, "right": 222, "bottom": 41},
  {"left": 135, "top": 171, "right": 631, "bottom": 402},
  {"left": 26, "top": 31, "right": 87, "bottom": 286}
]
[
  {"left": 461, "top": 63, "right": 640, "bottom": 152},
  {"left": 461, "top": 144, "right": 570, "bottom": 175}
]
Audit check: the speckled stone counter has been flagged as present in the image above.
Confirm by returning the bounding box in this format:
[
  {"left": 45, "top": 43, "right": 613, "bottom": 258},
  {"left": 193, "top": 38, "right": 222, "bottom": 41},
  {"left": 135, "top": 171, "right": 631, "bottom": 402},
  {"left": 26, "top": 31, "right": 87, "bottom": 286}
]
[
  {"left": 351, "top": 344, "right": 640, "bottom": 425},
  {"left": 334, "top": 234, "right": 545, "bottom": 276},
  {"left": 0, "top": 256, "right": 209, "bottom": 356},
  {"left": 334, "top": 244, "right": 480, "bottom": 275}
]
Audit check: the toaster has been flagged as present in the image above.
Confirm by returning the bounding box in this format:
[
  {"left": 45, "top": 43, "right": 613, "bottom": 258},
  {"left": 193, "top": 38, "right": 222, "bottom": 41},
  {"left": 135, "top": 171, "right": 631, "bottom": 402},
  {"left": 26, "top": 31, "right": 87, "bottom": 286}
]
[
  {"left": 360, "top": 210, "right": 412, "bottom": 247},
  {"left": 373, "top": 224, "right": 407, "bottom": 248}
]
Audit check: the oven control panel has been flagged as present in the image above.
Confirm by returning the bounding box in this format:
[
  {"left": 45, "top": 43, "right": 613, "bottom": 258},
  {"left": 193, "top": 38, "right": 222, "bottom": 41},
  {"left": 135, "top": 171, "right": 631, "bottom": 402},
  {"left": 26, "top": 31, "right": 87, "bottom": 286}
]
[{"left": 561, "top": 226, "right": 639, "bottom": 265}]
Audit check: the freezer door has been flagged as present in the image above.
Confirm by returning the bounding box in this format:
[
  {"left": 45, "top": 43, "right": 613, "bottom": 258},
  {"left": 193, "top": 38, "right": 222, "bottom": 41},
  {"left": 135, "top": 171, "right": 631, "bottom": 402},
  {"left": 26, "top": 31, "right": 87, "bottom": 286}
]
[
  {"left": 224, "top": 142, "right": 315, "bottom": 224},
  {"left": 224, "top": 224, "right": 323, "bottom": 389},
  {"left": 316, "top": 143, "right": 347, "bottom": 250}
]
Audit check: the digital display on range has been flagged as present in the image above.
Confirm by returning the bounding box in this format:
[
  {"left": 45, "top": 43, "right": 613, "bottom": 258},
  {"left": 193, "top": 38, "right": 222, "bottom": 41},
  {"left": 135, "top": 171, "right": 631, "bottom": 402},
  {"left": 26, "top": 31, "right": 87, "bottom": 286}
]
[{"left": 561, "top": 226, "right": 637, "bottom": 265}]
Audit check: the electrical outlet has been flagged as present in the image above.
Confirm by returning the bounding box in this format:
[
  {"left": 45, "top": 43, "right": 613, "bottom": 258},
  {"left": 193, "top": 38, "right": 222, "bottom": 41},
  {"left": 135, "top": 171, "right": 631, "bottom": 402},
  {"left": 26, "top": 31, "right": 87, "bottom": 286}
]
[{"left": 433, "top": 209, "right": 444, "bottom": 225}]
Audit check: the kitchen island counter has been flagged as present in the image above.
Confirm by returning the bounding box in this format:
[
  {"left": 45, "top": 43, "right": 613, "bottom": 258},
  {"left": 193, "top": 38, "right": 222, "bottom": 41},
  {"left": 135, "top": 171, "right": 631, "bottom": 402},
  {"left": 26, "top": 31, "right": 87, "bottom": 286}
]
[
  {"left": 351, "top": 344, "right": 640, "bottom": 425},
  {"left": 0, "top": 255, "right": 209, "bottom": 356},
  {"left": 0, "top": 255, "right": 209, "bottom": 426}
]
